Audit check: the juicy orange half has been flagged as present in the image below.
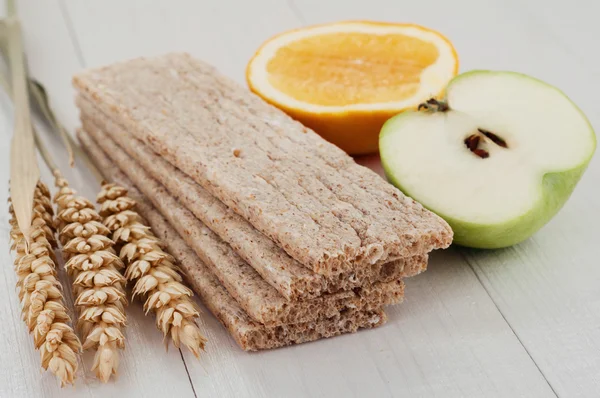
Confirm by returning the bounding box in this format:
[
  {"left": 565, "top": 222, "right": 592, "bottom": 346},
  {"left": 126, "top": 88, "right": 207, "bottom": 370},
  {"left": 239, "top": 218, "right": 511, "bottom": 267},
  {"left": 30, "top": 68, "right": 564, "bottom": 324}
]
[{"left": 247, "top": 21, "right": 459, "bottom": 154}]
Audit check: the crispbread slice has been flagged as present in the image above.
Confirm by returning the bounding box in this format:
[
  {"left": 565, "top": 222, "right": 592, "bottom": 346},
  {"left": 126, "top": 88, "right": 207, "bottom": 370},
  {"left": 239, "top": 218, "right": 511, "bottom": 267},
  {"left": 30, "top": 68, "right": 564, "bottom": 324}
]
[
  {"left": 73, "top": 53, "right": 453, "bottom": 276},
  {"left": 79, "top": 128, "right": 407, "bottom": 326},
  {"left": 137, "top": 200, "right": 386, "bottom": 351},
  {"left": 78, "top": 131, "right": 386, "bottom": 350},
  {"left": 77, "top": 102, "right": 426, "bottom": 300}
]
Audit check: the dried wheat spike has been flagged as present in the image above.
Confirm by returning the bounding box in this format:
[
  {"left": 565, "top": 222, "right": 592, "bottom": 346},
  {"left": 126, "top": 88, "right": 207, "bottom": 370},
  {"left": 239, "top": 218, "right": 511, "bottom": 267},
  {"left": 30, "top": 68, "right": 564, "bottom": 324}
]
[
  {"left": 53, "top": 172, "right": 127, "bottom": 383},
  {"left": 98, "top": 183, "right": 206, "bottom": 357},
  {"left": 9, "top": 182, "right": 81, "bottom": 387}
]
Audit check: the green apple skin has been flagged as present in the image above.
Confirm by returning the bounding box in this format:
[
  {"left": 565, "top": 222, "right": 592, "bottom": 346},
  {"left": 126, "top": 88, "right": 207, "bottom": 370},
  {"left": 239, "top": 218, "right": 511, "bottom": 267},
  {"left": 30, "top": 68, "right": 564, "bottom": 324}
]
[{"left": 379, "top": 71, "right": 596, "bottom": 249}]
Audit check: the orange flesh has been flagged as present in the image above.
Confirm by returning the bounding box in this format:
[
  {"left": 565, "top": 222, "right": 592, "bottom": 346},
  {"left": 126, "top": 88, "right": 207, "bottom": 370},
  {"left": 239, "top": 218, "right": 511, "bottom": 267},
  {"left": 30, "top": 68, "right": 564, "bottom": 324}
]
[{"left": 265, "top": 32, "right": 440, "bottom": 106}]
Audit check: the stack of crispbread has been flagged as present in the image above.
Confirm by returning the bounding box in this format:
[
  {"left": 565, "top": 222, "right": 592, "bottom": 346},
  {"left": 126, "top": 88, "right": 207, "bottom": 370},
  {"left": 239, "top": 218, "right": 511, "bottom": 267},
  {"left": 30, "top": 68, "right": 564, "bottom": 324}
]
[{"left": 73, "top": 53, "right": 453, "bottom": 351}]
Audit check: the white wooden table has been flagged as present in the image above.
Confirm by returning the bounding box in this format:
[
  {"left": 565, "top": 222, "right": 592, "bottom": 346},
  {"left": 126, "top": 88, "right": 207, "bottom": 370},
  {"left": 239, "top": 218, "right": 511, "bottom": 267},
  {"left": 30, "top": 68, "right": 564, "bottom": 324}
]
[{"left": 1, "top": 0, "right": 598, "bottom": 397}]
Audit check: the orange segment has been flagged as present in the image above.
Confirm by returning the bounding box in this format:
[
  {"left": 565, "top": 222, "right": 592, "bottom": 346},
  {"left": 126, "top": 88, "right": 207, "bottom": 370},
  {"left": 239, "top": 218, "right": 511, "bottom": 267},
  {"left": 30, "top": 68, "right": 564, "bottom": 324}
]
[
  {"left": 247, "top": 21, "right": 459, "bottom": 154},
  {"left": 266, "top": 32, "right": 441, "bottom": 106}
]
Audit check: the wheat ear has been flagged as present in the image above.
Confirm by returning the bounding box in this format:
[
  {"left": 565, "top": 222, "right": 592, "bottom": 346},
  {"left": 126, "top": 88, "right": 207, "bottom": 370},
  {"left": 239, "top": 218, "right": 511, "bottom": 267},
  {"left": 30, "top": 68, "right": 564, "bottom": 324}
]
[
  {"left": 9, "top": 181, "right": 81, "bottom": 387},
  {"left": 53, "top": 171, "right": 127, "bottom": 383},
  {"left": 97, "top": 183, "right": 207, "bottom": 357}
]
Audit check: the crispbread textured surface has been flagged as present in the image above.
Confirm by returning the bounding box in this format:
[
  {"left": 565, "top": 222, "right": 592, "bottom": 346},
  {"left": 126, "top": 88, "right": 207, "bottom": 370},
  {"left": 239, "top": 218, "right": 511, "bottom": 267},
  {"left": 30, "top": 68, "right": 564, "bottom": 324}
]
[
  {"left": 79, "top": 128, "right": 407, "bottom": 326},
  {"left": 78, "top": 131, "right": 387, "bottom": 351},
  {"left": 73, "top": 53, "right": 453, "bottom": 275},
  {"left": 79, "top": 106, "right": 426, "bottom": 300},
  {"left": 142, "top": 205, "right": 387, "bottom": 351}
]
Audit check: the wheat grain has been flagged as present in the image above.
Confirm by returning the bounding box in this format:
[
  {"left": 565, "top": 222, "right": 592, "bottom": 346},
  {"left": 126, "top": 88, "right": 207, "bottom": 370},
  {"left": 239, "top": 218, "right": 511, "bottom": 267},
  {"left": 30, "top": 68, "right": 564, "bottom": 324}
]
[
  {"left": 53, "top": 171, "right": 127, "bottom": 383},
  {"left": 97, "top": 182, "right": 206, "bottom": 357},
  {"left": 9, "top": 181, "right": 81, "bottom": 387}
]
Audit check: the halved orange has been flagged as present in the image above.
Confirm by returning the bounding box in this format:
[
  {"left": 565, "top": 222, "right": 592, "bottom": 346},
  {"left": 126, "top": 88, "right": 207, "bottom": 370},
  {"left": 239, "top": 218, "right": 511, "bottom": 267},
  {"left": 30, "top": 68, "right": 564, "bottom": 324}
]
[{"left": 247, "top": 21, "right": 459, "bottom": 154}]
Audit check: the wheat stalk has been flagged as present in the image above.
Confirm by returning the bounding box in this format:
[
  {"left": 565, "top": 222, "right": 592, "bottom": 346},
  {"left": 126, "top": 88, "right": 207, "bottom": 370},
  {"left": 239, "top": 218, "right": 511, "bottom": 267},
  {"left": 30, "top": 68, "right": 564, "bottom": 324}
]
[
  {"left": 6, "top": 1, "right": 39, "bottom": 244},
  {"left": 27, "top": 71, "right": 207, "bottom": 355},
  {"left": 3, "top": 61, "right": 127, "bottom": 381},
  {"left": 53, "top": 172, "right": 127, "bottom": 383},
  {"left": 97, "top": 183, "right": 207, "bottom": 357},
  {"left": 9, "top": 182, "right": 81, "bottom": 387},
  {"left": 2, "top": 3, "right": 81, "bottom": 385}
]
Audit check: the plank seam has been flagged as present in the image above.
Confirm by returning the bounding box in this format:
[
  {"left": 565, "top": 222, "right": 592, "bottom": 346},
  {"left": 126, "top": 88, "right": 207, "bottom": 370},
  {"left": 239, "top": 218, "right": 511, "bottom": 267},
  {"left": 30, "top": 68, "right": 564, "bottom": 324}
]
[
  {"left": 58, "top": 0, "right": 86, "bottom": 67},
  {"left": 460, "top": 250, "right": 560, "bottom": 398},
  {"left": 179, "top": 350, "right": 198, "bottom": 398},
  {"left": 286, "top": 0, "right": 307, "bottom": 25}
]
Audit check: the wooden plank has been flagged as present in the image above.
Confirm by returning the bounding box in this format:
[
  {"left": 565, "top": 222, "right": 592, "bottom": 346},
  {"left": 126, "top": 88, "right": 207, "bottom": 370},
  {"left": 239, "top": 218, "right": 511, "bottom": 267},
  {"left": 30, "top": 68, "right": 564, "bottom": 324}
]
[
  {"left": 3, "top": 1, "right": 196, "bottom": 396},
  {"left": 294, "top": 0, "right": 600, "bottom": 395},
  {"left": 457, "top": 2, "right": 600, "bottom": 394},
  {"left": 61, "top": 0, "right": 303, "bottom": 83},
  {"left": 19, "top": 0, "right": 83, "bottom": 132},
  {"left": 178, "top": 250, "right": 555, "bottom": 397},
  {"left": 60, "top": 1, "right": 557, "bottom": 396},
  {"left": 513, "top": 0, "right": 600, "bottom": 78}
]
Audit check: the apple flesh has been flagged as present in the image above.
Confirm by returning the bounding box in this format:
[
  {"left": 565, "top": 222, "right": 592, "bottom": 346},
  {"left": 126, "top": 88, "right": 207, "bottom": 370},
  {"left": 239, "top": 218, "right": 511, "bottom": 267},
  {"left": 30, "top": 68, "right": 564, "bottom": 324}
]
[{"left": 379, "top": 71, "right": 596, "bottom": 249}]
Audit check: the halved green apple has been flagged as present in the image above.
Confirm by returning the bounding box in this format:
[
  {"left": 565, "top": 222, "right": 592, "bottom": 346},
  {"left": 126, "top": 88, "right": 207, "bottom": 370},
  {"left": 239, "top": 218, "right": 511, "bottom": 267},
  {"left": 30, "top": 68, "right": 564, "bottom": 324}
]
[{"left": 380, "top": 71, "right": 596, "bottom": 248}]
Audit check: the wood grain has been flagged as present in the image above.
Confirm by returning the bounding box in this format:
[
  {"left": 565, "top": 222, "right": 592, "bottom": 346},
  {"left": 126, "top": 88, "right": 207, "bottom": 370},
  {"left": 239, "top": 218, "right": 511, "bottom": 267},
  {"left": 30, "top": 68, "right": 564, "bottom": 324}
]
[{"left": 1, "top": 0, "right": 597, "bottom": 396}]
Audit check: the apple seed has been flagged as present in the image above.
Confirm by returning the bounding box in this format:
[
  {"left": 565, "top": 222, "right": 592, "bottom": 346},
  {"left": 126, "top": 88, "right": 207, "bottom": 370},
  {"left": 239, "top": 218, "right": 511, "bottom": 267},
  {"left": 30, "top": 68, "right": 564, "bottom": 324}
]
[
  {"left": 464, "top": 134, "right": 480, "bottom": 152},
  {"left": 464, "top": 129, "right": 508, "bottom": 158},
  {"left": 478, "top": 128, "right": 508, "bottom": 148}
]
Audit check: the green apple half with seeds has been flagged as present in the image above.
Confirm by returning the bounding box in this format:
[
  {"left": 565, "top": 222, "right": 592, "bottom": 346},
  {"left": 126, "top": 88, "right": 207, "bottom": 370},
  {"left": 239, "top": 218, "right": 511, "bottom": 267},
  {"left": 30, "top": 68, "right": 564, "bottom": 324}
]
[{"left": 380, "top": 71, "right": 596, "bottom": 249}]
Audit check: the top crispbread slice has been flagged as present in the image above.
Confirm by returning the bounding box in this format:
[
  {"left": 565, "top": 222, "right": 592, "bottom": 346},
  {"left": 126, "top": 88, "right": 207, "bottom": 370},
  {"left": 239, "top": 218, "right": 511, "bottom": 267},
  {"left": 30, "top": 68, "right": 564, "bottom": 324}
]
[
  {"left": 73, "top": 53, "right": 453, "bottom": 275},
  {"left": 78, "top": 100, "right": 426, "bottom": 301},
  {"left": 79, "top": 128, "right": 404, "bottom": 327}
]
